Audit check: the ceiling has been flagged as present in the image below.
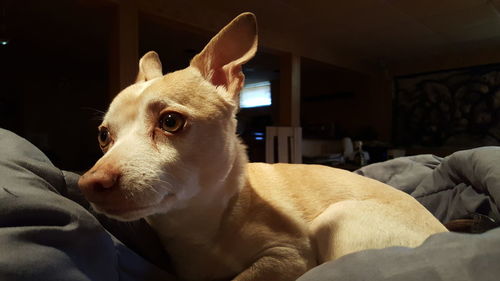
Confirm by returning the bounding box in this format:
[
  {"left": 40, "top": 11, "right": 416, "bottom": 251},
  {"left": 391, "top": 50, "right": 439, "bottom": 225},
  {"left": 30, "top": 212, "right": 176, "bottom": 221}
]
[
  {"left": 4, "top": 0, "right": 500, "bottom": 77},
  {"left": 286, "top": 0, "right": 500, "bottom": 65},
  {"left": 137, "top": 0, "right": 500, "bottom": 73}
]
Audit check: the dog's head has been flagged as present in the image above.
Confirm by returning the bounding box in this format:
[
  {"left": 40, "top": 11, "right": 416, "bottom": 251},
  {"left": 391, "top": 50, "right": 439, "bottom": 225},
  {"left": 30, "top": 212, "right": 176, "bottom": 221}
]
[{"left": 78, "top": 13, "right": 257, "bottom": 221}]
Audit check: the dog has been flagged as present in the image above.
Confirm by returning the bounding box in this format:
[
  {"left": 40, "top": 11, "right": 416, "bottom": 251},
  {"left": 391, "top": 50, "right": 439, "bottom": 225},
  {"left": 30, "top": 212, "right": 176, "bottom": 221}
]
[{"left": 78, "top": 12, "right": 448, "bottom": 281}]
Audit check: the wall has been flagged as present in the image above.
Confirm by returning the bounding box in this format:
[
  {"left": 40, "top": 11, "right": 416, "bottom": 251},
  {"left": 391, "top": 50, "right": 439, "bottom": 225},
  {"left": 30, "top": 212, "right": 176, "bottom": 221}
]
[
  {"left": 300, "top": 58, "right": 393, "bottom": 142},
  {"left": 389, "top": 45, "right": 500, "bottom": 77},
  {"left": 1, "top": 0, "right": 112, "bottom": 171}
]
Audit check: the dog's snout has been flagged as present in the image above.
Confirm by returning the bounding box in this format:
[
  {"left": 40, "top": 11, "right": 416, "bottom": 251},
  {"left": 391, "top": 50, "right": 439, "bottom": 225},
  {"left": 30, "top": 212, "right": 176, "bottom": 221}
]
[{"left": 78, "top": 166, "right": 121, "bottom": 193}]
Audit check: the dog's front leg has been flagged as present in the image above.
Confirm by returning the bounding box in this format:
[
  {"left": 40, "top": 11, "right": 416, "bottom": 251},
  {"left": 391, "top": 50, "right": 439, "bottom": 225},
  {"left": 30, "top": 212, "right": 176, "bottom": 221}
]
[{"left": 232, "top": 247, "right": 314, "bottom": 281}]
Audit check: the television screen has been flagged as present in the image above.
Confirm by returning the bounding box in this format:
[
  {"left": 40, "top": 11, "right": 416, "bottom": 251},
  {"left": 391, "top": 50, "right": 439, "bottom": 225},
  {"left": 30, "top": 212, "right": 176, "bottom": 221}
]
[{"left": 240, "top": 81, "right": 272, "bottom": 108}]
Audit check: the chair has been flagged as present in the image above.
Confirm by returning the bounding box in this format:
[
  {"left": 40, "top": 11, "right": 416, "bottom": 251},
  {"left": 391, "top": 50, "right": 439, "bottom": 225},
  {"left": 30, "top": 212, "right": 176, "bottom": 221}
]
[{"left": 265, "top": 126, "right": 302, "bottom": 164}]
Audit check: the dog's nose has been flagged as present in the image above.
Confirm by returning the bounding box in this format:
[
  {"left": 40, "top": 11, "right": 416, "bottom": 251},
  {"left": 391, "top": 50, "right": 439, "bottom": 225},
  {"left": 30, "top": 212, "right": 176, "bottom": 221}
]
[{"left": 78, "top": 166, "right": 120, "bottom": 193}]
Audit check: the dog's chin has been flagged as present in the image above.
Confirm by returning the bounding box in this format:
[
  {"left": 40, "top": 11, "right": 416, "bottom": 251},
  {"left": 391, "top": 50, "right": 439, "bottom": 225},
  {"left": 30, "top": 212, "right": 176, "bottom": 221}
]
[
  {"left": 91, "top": 195, "right": 175, "bottom": 222},
  {"left": 93, "top": 204, "right": 157, "bottom": 221}
]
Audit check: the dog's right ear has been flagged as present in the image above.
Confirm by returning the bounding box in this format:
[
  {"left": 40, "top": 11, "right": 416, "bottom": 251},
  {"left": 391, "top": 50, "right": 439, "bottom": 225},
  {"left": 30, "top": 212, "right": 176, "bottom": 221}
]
[
  {"left": 135, "top": 51, "right": 163, "bottom": 83},
  {"left": 190, "top": 12, "right": 258, "bottom": 99}
]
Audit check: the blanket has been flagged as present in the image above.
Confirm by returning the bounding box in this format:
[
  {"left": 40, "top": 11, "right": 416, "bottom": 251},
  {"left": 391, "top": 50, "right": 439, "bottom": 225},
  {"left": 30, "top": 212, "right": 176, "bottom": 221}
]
[
  {"left": 355, "top": 148, "right": 500, "bottom": 224},
  {"left": 298, "top": 147, "right": 500, "bottom": 281}
]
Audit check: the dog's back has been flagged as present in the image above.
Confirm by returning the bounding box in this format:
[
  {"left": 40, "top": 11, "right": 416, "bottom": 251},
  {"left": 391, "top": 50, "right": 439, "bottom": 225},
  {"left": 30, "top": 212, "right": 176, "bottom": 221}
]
[{"left": 244, "top": 163, "right": 447, "bottom": 261}]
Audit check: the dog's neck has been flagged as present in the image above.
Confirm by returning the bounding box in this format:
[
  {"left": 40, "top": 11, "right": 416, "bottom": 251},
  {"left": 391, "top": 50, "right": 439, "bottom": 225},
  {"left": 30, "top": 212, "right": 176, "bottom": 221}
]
[{"left": 146, "top": 136, "right": 248, "bottom": 243}]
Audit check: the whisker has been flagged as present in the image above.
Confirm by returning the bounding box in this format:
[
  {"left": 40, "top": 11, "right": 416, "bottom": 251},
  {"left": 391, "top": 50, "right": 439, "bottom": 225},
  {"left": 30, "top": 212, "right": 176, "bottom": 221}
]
[
  {"left": 146, "top": 184, "right": 162, "bottom": 195},
  {"left": 150, "top": 178, "right": 175, "bottom": 192},
  {"left": 80, "top": 107, "right": 106, "bottom": 121}
]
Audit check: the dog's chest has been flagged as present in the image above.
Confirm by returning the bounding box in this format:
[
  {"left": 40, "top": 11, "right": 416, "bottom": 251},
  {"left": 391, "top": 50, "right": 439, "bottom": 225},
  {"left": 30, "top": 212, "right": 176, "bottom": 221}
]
[
  {"left": 165, "top": 237, "right": 250, "bottom": 281},
  {"left": 162, "top": 214, "right": 311, "bottom": 281}
]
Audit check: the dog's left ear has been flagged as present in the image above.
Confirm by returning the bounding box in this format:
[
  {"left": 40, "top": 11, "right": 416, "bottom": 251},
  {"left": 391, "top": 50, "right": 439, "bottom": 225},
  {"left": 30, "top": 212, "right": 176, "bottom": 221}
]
[
  {"left": 136, "top": 51, "right": 163, "bottom": 83},
  {"left": 190, "top": 12, "right": 258, "bottom": 98}
]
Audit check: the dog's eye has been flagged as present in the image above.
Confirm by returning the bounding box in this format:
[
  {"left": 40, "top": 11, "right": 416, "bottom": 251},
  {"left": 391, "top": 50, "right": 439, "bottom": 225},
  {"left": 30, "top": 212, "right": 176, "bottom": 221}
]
[
  {"left": 159, "top": 112, "right": 185, "bottom": 133},
  {"left": 98, "top": 127, "right": 111, "bottom": 148}
]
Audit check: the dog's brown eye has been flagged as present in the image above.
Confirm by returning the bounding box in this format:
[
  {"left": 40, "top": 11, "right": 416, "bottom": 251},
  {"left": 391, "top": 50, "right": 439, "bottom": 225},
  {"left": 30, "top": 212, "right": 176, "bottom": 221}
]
[
  {"left": 98, "top": 127, "right": 111, "bottom": 148},
  {"left": 159, "top": 112, "right": 185, "bottom": 133}
]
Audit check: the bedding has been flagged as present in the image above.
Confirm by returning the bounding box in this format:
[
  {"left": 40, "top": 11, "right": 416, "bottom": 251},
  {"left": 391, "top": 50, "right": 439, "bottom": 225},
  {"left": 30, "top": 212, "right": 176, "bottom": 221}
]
[
  {"left": 354, "top": 148, "right": 500, "bottom": 224},
  {"left": 298, "top": 147, "right": 500, "bottom": 281},
  {"left": 1, "top": 127, "right": 499, "bottom": 281}
]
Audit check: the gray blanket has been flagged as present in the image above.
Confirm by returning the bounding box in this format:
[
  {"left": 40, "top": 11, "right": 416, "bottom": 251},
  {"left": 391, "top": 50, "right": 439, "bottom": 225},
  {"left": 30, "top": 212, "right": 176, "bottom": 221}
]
[
  {"left": 298, "top": 147, "right": 500, "bottom": 281},
  {"left": 355, "top": 148, "right": 500, "bottom": 224}
]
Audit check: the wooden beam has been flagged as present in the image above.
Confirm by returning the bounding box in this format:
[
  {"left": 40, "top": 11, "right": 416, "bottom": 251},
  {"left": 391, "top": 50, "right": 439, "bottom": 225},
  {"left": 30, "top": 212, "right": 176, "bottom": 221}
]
[
  {"left": 277, "top": 53, "right": 301, "bottom": 127},
  {"left": 108, "top": 0, "right": 139, "bottom": 100}
]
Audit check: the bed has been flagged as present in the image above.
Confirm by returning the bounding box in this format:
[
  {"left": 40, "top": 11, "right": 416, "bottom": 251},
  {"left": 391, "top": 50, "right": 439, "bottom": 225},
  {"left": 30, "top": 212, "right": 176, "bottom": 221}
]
[{"left": 1, "top": 128, "right": 499, "bottom": 281}]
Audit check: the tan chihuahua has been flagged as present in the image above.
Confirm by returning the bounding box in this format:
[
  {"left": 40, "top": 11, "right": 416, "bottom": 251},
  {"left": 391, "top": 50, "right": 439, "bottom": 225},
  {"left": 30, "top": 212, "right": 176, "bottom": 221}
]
[{"left": 78, "top": 13, "right": 447, "bottom": 281}]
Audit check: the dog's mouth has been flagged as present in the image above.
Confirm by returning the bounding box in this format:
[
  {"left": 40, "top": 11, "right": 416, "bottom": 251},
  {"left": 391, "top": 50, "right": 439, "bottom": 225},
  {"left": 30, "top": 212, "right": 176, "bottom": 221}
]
[
  {"left": 96, "top": 204, "right": 156, "bottom": 220},
  {"left": 91, "top": 193, "right": 175, "bottom": 221}
]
